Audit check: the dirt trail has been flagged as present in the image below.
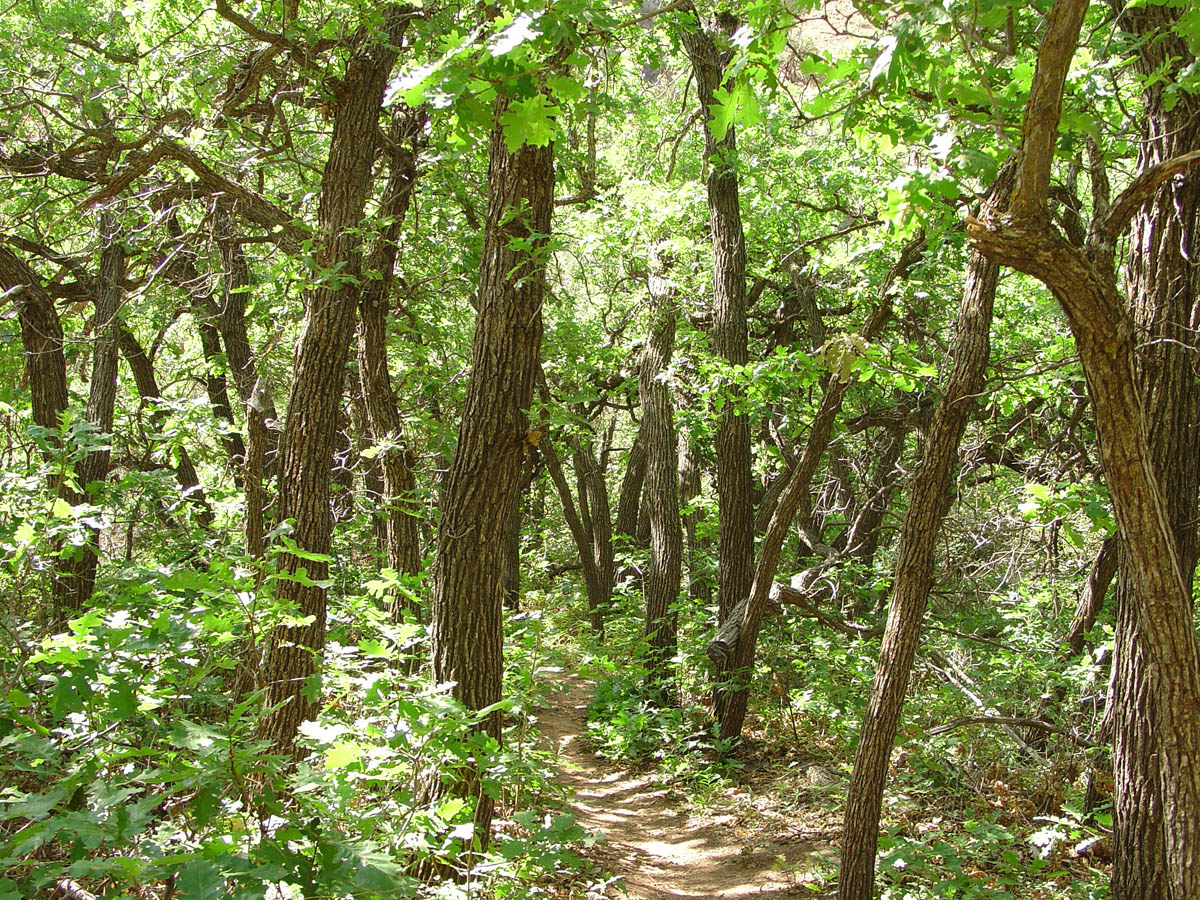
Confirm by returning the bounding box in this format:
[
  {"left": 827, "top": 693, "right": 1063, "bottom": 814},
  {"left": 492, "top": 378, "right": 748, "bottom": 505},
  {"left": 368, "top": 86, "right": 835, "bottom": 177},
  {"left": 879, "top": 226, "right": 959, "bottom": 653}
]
[{"left": 538, "top": 676, "right": 833, "bottom": 899}]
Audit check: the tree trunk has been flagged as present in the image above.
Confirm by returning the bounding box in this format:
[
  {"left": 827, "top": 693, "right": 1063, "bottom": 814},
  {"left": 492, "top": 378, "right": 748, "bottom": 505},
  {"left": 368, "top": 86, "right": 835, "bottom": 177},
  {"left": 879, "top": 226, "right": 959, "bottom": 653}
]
[
  {"left": 116, "top": 325, "right": 214, "bottom": 528},
  {"left": 639, "top": 255, "right": 683, "bottom": 698},
  {"left": 1063, "top": 535, "right": 1117, "bottom": 658},
  {"left": 679, "top": 432, "right": 708, "bottom": 605},
  {"left": 2, "top": 246, "right": 70, "bottom": 454},
  {"left": 838, "top": 166, "right": 1011, "bottom": 900},
  {"left": 681, "top": 9, "right": 754, "bottom": 624},
  {"left": 428, "top": 96, "right": 555, "bottom": 844},
  {"left": 257, "top": 9, "right": 410, "bottom": 756},
  {"left": 540, "top": 432, "right": 607, "bottom": 635},
  {"left": 968, "top": 3, "right": 1200, "bottom": 892},
  {"left": 711, "top": 236, "right": 924, "bottom": 740},
  {"left": 357, "top": 106, "right": 427, "bottom": 608},
  {"left": 52, "top": 228, "right": 124, "bottom": 614},
  {"left": 614, "top": 431, "right": 647, "bottom": 543},
  {"left": 1108, "top": 5, "right": 1200, "bottom": 895}
]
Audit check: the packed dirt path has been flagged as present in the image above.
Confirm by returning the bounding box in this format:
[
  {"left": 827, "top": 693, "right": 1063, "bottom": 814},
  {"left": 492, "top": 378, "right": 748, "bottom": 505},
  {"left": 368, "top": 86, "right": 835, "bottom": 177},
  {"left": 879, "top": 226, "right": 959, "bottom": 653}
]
[{"left": 539, "top": 675, "right": 834, "bottom": 899}]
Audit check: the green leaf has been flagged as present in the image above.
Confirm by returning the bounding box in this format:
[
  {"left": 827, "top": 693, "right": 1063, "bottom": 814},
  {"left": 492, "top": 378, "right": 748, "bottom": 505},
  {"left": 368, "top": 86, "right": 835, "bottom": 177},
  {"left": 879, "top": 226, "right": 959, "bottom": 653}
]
[
  {"left": 324, "top": 740, "right": 363, "bottom": 770},
  {"left": 499, "top": 94, "right": 561, "bottom": 152},
  {"left": 176, "top": 858, "right": 224, "bottom": 900}
]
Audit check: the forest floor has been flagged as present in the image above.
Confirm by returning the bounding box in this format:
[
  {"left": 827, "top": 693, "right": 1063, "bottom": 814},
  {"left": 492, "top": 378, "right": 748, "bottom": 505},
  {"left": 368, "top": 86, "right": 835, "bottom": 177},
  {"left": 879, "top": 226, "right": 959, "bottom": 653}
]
[{"left": 537, "top": 675, "right": 842, "bottom": 898}]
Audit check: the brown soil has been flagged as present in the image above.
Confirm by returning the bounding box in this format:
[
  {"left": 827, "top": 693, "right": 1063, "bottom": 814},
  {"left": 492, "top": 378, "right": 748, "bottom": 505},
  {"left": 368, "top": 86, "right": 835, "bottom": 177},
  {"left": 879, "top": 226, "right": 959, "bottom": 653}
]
[{"left": 539, "top": 676, "right": 838, "bottom": 899}]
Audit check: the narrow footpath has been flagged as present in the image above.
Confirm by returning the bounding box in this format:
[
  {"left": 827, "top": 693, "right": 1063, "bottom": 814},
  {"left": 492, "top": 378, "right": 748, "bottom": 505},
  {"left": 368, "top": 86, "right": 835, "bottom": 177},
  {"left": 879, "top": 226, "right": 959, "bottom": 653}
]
[{"left": 538, "top": 676, "right": 834, "bottom": 899}]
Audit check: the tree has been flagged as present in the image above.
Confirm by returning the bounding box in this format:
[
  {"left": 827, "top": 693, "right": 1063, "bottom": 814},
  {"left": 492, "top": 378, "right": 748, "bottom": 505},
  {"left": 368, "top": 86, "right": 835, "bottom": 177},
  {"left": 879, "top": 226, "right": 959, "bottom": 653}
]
[
  {"left": 639, "top": 249, "right": 683, "bottom": 697},
  {"left": 680, "top": 4, "right": 754, "bottom": 626},
  {"left": 968, "top": 0, "right": 1200, "bottom": 892},
  {"left": 258, "top": 6, "right": 413, "bottom": 756},
  {"left": 427, "top": 92, "right": 556, "bottom": 842},
  {"left": 1103, "top": 3, "right": 1200, "bottom": 895},
  {"left": 839, "top": 163, "right": 1013, "bottom": 899}
]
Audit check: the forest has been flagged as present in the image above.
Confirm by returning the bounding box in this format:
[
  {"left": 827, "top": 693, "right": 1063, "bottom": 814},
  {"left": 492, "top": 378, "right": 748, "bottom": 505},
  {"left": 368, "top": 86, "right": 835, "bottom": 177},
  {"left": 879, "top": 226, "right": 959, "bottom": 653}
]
[{"left": 2, "top": 0, "right": 1200, "bottom": 896}]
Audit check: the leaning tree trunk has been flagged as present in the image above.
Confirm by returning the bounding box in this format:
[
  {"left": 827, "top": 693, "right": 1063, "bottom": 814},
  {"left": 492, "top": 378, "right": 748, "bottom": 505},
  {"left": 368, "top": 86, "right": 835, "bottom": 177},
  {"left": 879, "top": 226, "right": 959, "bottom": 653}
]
[
  {"left": 53, "top": 228, "right": 124, "bottom": 615},
  {"left": 968, "top": 1, "right": 1200, "bottom": 892},
  {"left": 838, "top": 165, "right": 1012, "bottom": 900},
  {"left": 540, "top": 430, "right": 608, "bottom": 634},
  {"left": 2, "top": 247, "right": 70, "bottom": 466},
  {"left": 428, "top": 97, "right": 555, "bottom": 845},
  {"left": 681, "top": 7, "right": 754, "bottom": 624},
  {"left": 1107, "top": 4, "right": 1200, "bottom": 895},
  {"left": 257, "top": 9, "right": 409, "bottom": 757},
  {"left": 710, "top": 236, "right": 924, "bottom": 740},
  {"left": 639, "top": 256, "right": 683, "bottom": 699},
  {"left": 614, "top": 430, "right": 647, "bottom": 544}
]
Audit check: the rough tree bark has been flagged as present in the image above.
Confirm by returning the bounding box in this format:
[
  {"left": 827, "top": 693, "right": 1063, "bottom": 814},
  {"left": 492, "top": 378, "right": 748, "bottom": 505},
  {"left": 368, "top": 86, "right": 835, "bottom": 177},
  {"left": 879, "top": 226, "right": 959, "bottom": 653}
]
[
  {"left": 428, "top": 94, "right": 555, "bottom": 843},
  {"left": 1105, "top": 3, "right": 1200, "bottom": 895},
  {"left": 614, "top": 431, "right": 647, "bottom": 544},
  {"left": 680, "top": 7, "right": 754, "bottom": 624},
  {"left": 357, "top": 106, "right": 427, "bottom": 609},
  {"left": 838, "top": 163, "right": 1013, "bottom": 900},
  {"left": 968, "top": 1, "right": 1200, "bottom": 893},
  {"left": 257, "top": 7, "right": 411, "bottom": 756},
  {"left": 639, "top": 253, "right": 683, "bottom": 698},
  {"left": 52, "top": 227, "right": 124, "bottom": 614}
]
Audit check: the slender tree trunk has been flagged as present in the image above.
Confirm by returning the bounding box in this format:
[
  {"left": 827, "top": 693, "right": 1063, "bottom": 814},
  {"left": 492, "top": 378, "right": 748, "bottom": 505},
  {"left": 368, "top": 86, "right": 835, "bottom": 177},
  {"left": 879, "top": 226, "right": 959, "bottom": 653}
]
[
  {"left": 838, "top": 166, "right": 1012, "bottom": 899},
  {"left": 116, "top": 326, "right": 214, "bottom": 527},
  {"left": 540, "top": 429, "right": 609, "bottom": 636},
  {"left": 257, "top": 9, "right": 409, "bottom": 756},
  {"left": 357, "top": 106, "right": 427, "bottom": 608},
  {"left": 1107, "top": 6, "right": 1200, "bottom": 895},
  {"left": 614, "top": 431, "right": 647, "bottom": 543},
  {"left": 711, "top": 236, "right": 924, "bottom": 740},
  {"left": 428, "top": 96, "right": 555, "bottom": 844},
  {"left": 639, "top": 255, "right": 682, "bottom": 698},
  {"left": 573, "top": 436, "right": 614, "bottom": 624},
  {"left": 679, "top": 432, "right": 708, "bottom": 605},
  {"left": 52, "top": 228, "right": 124, "bottom": 614},
  {"left": 681, "top": 9, "right": 754, "bottom": 624},
  {"left": 1063, "top": 536, "right": 1117, "bottom": 658}
]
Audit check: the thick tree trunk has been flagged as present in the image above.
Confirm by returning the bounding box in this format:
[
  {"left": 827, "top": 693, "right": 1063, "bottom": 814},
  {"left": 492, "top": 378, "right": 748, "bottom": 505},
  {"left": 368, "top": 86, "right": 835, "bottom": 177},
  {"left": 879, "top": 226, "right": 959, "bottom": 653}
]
[
  {"left": 681, "top": 9, "right": 754, "bottom": 624},
  {"left": 838, "top": 167, "right": 1010, "bottom": 899},
  {"left": 639, "top": 258, "right": 682, "bottom": 698},
  {"left": 428, "top": 97, "right": 554, "bottom": 844},
  {"left": 53, "top": 230, "right": 124, "bottom": 614},
  {"left": 1108, "top": 5, "right": 1200, "bottom": 895},
  {"left": 257, "top": 9, "right": 409, "bottom": 756},
  {"left": 968, "top": 3, "right": 1200, "bottom": 892}
]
